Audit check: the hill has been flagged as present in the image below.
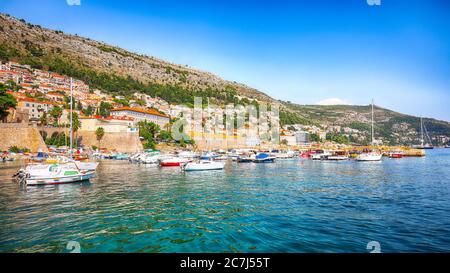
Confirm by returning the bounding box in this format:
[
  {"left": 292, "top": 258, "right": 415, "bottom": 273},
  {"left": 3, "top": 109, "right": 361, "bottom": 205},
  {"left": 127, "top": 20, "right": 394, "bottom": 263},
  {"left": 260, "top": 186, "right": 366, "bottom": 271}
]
[{"left": 0, "top": 13, "right": 449, "bottom": 145}]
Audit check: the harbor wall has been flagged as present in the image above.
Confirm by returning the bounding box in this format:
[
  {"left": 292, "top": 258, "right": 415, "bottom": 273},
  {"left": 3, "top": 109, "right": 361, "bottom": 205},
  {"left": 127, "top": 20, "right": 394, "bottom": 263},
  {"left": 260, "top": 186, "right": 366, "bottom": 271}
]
[
  {"left": 77, "top": 131, "right": 143, "bottom": 153},
  {"left": 0, "top": 124, "right": 48, "bottom": 152}
]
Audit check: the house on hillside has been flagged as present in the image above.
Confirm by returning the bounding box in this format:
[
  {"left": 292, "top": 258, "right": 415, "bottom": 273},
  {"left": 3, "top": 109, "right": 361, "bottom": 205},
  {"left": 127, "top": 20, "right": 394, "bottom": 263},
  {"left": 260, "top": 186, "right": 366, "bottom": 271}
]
[{"left": 110, "top": 107, "right": 170, "bottom": 128}]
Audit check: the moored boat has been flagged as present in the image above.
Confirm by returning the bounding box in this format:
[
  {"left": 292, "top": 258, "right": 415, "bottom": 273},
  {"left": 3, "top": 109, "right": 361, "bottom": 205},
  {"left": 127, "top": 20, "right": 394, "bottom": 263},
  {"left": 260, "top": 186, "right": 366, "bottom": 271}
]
[
  {"left": 356, "top": 152, "right": 382, "bottom": 161},
  {"left": 253, "top": 153, "right": 276, "bottom": 163},
  {"left": 160, "top": 157, "right": 191, "bottom": 167},
  {"left": 14, "top": 162, "right": 96, "bottom": 186},
  {"left": 182, "top": 160, "right": 225, "bottom": 171}
]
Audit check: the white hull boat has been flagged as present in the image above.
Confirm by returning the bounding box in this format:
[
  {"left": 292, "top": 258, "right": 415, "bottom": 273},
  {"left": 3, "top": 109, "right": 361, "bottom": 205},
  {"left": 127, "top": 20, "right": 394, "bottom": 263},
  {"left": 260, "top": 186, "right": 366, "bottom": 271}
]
[
  {"left": 182, "top": 160, "right": 225, "bottom": 171},
  {"left": 15, "top": 163, "right": 96, "bottom": 186},
  {"left": 356, "top": 152, "right": 382, "bottom": 161}
]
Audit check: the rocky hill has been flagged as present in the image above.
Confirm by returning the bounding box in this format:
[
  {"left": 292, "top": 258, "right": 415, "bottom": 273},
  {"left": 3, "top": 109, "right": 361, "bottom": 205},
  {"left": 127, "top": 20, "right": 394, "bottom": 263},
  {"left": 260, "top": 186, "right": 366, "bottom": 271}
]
[{"left": 1, "top": 13, "right": 449, "bottom": 145}]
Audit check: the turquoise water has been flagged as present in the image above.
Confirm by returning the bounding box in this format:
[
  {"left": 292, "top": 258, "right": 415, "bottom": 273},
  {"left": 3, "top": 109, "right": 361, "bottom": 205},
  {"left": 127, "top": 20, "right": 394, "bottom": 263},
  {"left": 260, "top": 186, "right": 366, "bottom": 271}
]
[{"left": 1, "top": 149, "right": 450, "bottom": 253}]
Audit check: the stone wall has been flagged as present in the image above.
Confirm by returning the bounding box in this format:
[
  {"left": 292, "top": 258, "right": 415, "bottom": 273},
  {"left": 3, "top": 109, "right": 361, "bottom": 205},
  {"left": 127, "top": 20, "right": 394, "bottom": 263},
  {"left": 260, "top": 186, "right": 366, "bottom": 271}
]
[
  {"left": 77, "top": 131, "right": 143, "bottom": 153},
  {"left": 0, "top": 124, "right": 48, "bottom": 152}
]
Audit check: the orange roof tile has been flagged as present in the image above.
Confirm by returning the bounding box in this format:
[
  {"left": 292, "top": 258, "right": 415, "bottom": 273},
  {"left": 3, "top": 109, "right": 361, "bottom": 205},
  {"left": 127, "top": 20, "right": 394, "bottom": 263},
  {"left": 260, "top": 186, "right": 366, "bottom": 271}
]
[{"left": 111, "top": 107, "right": 169, "bottom": 118}]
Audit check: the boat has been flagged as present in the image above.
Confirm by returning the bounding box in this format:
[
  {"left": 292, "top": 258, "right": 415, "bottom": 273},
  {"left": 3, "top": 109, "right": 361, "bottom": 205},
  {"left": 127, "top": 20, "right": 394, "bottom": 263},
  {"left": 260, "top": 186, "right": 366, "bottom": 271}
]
[
  {"left": 237, "top": 155, "right": 254, "bottom": 163},
  {"left": 388, "top": 151, "right": 404, "bottom": 158},
  {"left": 182, "top": 160, "right": 225, "bottom": 171},
  {"left": 412, "top": 117, "right": 434, "bottom": 149},
  {"left": 445, "top": 145, "right": 450, "bottom": 149},
  {"left": 326, "top": 151, "right": 349, "bottom": 161},
  {"left": 356, "top": 152, "right": 383, "bottom": 161},
  {"left": 272, "top": 150, "right": 296, "bottom": 159},
  {"left": 14, "top": 162, "right": 96, "bottom": 186},
  {"left": 310, "top": 150, "right": 332, "bottom": 160},
  {"left": 356, "top": 99, "right": 382, "bottom": 161},
  {"left": 160, "top": 157, "right": 191, "bottom": 167},
  {"left": 253, "top": 153, "right": 276, "bottom": 163}
]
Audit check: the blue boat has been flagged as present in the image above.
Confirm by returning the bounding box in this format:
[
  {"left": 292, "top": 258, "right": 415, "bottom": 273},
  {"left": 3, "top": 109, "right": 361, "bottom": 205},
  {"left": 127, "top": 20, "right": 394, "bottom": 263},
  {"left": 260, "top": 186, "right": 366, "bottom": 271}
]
[{"left": 253, "top": 153, "right": 276, "bottom": 163}]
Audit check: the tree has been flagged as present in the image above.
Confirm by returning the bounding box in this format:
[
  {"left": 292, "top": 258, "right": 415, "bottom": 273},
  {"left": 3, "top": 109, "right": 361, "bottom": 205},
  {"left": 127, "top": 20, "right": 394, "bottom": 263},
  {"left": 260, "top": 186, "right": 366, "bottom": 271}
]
[
  {"left": 39, "top": 112, "right": 48, "bottom": 126},
  {"left": 67, "top": 112, "right": 81, "bottom": 147},
  {"left": 95, "top": 127, "right": 105, "bottom": 148},
  {"left": 159, "top": 130, "right": 172, "bottom": 142},
  {"left": 99, "top": 102, "right": 112, "bottom": 118},
  {"left": 138, "top": 120, "right": 160, "bottom": 149},
  {"left": 49, "top": 106, "right": 63, "bottom": 126},
  {"left": 0, "top": 83, "right": 17, "bottom": 122},
  {"left": 82, "top": 105, "right": 93, "bottom": 116},
  {"left": 71, "top": 112, "right": 81, "bottom": 132},
  {"left": 310, "top": 133, "right": 321, "bottom": 143}
]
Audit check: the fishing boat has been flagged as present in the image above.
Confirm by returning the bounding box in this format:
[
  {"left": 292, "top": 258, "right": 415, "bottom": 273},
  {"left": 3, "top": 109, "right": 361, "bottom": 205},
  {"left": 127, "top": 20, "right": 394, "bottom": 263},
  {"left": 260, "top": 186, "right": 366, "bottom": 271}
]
[
  {"left": 160, "top": 157, "right": 191, "bottom": 167},
  {"left": 14, "top": 162, "right": 96, "bottom": 186},
  {"left": 253, "top": 153, "right": 276, "bottom": 163},
  {"left": 356, "top": 99, "right": 382, "bottom": 161},
  {"left": 182, "top": 160, "right": 225, "bottom": 171},
  {"left": 412, "top": 117, "right": 434, "bottom": 149}
]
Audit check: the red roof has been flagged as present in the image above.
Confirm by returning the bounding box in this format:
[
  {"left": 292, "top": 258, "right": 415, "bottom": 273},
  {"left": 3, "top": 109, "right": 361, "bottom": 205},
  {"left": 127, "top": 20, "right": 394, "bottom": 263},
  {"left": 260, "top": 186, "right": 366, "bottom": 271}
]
[
  {"left": 80, "top": 115, "right": 135, "bottom": 121},
  {"left": 111, "top": 107, "right": 169, "bottom": 118},
  {"left": 18, "top": 97, "right": 58, "bottom": 106}
]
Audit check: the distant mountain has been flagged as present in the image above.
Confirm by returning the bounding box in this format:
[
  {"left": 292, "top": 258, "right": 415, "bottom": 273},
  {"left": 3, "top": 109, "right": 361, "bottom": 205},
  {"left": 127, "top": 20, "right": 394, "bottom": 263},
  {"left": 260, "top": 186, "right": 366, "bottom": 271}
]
[
  {"left": 1, "top": 13, "right": 449, "bottom": 145},
  {"left": 283, "top": 103, "right": 450, "bottom": 145}
]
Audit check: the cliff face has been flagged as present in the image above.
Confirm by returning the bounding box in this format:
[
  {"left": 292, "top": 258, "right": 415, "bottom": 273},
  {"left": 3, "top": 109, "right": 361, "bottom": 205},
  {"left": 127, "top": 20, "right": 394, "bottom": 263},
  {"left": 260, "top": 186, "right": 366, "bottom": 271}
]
[{"left": 0, "top": 13, "right": 272, "bottom": 103}]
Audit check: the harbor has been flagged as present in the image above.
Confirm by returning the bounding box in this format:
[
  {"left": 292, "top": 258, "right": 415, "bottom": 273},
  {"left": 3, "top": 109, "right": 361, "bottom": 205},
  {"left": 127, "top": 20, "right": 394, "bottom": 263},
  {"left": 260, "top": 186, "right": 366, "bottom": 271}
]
[{"left": 1, "top": 148, "right": 450, "bottom": 252}]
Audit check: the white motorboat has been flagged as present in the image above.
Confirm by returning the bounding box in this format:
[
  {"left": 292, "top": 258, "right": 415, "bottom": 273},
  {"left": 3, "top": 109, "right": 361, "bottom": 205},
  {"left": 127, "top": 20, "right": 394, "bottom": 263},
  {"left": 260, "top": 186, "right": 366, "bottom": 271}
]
[
  {"left": 182, "top": 160, "right": 225, "bottom": 171},
  {"left": 356, "top": 152, "right": 382, "bottom": 161},
  {"left": 310, "top": 150, "right": 332, "bottom": 160},
  {"left": 14, "top": 163, "right": 96, "bottom": 186},
  {"left": 327, "top": 155, "right": 349, "bottom": 161}
]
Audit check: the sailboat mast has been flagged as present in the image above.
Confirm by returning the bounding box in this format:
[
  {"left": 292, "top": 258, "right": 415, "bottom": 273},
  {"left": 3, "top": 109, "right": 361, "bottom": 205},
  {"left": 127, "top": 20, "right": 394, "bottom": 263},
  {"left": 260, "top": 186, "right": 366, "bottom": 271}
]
[
  {"left": 420, "top": 117, "right": 424, "bottom": 147},
  {"left": 371, "top": 99, "right": 374, "bottom": 145},
  {"left": 69, "top": 77, "right": 73, "bottom": 156}
]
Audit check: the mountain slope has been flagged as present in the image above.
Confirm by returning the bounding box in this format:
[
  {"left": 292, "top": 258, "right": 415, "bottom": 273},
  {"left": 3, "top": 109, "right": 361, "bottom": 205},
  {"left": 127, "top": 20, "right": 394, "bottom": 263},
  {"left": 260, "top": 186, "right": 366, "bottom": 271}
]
[{"left": 1, "top": 13, "right": 449, "bottom": 145}]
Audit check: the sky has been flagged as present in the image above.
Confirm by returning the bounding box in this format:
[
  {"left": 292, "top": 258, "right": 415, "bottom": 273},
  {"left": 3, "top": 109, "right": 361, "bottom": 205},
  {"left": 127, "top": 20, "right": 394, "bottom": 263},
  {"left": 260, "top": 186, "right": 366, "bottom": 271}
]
[{"left": 1, "top": 0, "right": 449, "bottom": 121}]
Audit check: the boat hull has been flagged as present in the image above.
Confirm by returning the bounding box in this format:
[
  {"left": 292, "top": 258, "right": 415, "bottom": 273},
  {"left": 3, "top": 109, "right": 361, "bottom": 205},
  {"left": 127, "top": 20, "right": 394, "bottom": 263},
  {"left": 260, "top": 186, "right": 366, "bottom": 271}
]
[{"left": 26, "top": 172, "right": 95, "bottom": 186}]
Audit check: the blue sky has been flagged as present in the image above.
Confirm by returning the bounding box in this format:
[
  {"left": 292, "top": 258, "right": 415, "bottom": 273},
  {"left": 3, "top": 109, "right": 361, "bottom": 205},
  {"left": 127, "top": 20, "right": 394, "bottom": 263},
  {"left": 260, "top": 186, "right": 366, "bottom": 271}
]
[{"left": 1, "top": 0, "right": 449, "bottom": 121}]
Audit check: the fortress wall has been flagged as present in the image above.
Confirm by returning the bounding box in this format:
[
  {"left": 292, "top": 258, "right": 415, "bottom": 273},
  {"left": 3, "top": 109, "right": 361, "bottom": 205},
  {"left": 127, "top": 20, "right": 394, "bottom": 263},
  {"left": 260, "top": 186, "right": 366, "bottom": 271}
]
[
  {"left": 77, "top": 131, "right": 143, "bottom": 153},
  {"left": 0, "top": 124, "right": 48, "bottom": 152}
]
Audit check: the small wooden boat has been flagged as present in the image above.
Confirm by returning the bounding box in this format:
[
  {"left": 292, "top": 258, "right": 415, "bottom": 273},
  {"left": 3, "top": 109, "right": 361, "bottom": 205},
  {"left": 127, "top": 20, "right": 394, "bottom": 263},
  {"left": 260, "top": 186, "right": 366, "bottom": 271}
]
[{"left": 182, "top": 160, "right": 225, "bottom": 171}]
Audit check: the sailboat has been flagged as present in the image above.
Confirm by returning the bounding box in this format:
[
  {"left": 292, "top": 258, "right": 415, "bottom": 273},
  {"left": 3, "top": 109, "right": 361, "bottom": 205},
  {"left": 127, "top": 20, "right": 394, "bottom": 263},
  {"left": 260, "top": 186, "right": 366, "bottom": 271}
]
[
  {"left": 412, "top": 117, "right": 434, "bottom": 149},
  {"left": 356, "top": 99, "right": 383, "bottom": 161},
  {"left": 14, "top": 78, "right": 98, "bottom": 186}
]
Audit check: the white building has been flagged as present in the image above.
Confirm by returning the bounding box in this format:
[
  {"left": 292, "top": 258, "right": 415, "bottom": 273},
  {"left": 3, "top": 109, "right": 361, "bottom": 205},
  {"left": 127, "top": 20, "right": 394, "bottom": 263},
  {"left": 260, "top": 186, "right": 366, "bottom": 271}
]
[{"left": 110, "top": 107, "right": 170, "bottom": 128}]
